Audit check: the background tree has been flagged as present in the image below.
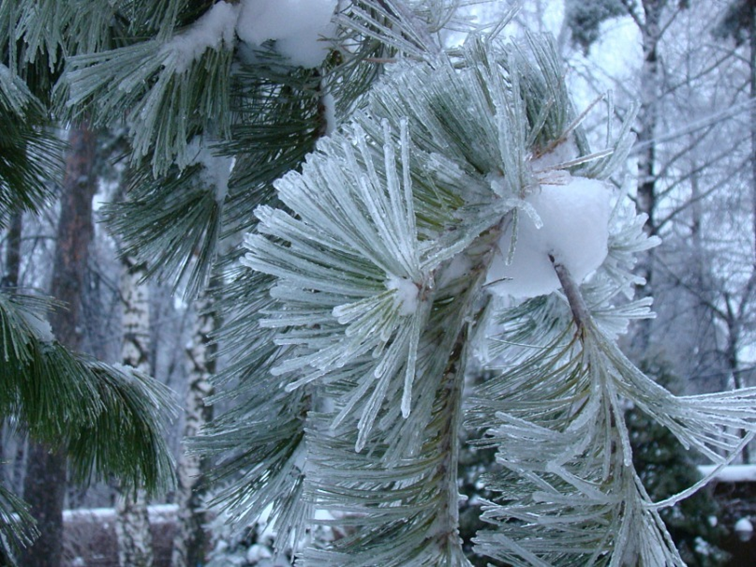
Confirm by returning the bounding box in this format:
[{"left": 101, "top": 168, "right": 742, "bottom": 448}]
[
  {"left": 5, "top": 1, "right": 756, "bottom": 566},
  {"left": 0, "top": 8, "right": 176, "bottom": 564},
  {"left": 116, "top": 254, "right": 154, "bottom": 567},
  {"left": 171, "top": 280, "right": 219, "bottom": 567},
  {"left": 20, "top": 122, "right": 98, "bottom": 567}
]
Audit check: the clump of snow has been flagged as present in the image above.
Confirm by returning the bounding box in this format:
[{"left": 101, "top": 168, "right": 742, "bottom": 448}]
[
  {"left": 21, "top": 310, "right": 54, "bottom": 343},
  {"left": 161, "top": 1, "right": 240, "bottom": 73},
  {"left": 694, "top": 536, "right": 713, "bottom": 556},
  {"left": 735, "top": 517, "right": 753, "bottom": 533},
  {"left": 236, "top": 0, "right": 337, "bottom": 67},
  {"left": 247, "top": 543, "right": 273, "bottom": 562},
  {"left": 159, "top": 0, "right": 337, "bottom": 74},
  {"left": 486, "top": 175, "right": 612, "bottom": 299},
  {"left": 186, "top": 138, "right": 235, "bottom": 202},
  {"left": 386, "top": 275, "right": 420, "bottom": 316},
  {"left": 111, "top": 362, "right": 139, "bottom": 383}
]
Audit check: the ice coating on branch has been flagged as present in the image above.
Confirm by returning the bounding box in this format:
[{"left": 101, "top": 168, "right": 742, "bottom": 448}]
[
  {"left": 160, "top": 1, "right": 240, "bottom": 73},
  {"left": 486, "top": 175, "right": 612, "bottom": 299},
  {"left": 530, "top": 137, "right": 580, "bottom": 172},
  {"left": 236, "top": 0, "right": 337, "bottom": 68},
  {"left": 386, "top": 275, "right": 420, "bottom": 316}
]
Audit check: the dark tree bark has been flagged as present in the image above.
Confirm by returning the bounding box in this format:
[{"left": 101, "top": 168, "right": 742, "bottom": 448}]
[
  {"left": 1, "top": 211, "right": 22, "bottom": 289},
  {"left": 21, "top": 123, "right": 97, "bottom": 567},
  {"left": 1, "top": 211, "right": 23, "bottom": 487}
]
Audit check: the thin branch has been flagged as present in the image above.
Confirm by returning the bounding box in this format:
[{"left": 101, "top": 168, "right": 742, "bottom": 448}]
[
  {"left": 630, "top": 98, "right": 756, "bottom": 156},
  {"left": 619, "top": 0, "right": 644, "bottom": 30},
  {"left": 550, "top": 255, "right": 591, "bottom": 331}
]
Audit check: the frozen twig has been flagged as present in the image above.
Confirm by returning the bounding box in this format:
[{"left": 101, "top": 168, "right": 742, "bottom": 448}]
[{"left": 550, "top": 254, "right": 591, "bottom": 331}]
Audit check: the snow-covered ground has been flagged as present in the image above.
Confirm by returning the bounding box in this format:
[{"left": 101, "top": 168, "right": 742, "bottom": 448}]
[{"left": 698, "top": 464, "right": 756, "bottom": 483}]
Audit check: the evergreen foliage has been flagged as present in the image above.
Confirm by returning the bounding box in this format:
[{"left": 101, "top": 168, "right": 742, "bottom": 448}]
[
  {"left": 564, "top": 0, "right": 627, "bottom": 53},
  {"left": 1, "top": 2, "right": 178, "bottom": 563},
  {"left": 0, "top": 290, "right": 175, "bottom": 562},
  {"left": 712, "top": 0, "right": 754, "bottom": 44},
  {"left": 0, "top": 63, "right": 61, "bottom": 227},
  {"left": 4, "top": 1, "right": 756, "bottom": 566}
]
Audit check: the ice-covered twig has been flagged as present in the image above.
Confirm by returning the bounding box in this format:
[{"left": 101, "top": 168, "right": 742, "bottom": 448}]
[{"left": 550, "top": 255, "right": 591, "bottom": 331}]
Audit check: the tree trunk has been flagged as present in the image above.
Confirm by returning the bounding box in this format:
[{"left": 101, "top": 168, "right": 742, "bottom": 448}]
[
  {"left": 1, "top": 211, "right": 22, "bottom": 289},
  {"left": 172, "top": 286, "right": 218, "bottom": 567},
  {"left": 742, "top": 0, "right": 756, "bottom": 463},
  {"left": 22, "top": 123, "right": 97, "bottom": 567},
  {"left": 1, "top": 211, "right": 23, "bottom": 487},
  {"left": 751, "top": 0, "right": 756, "bottom": 266},
  {"left": 115, "top": 256, "right": 154, "bottom": 567},
  {"left": 632, "top": 0, "right": 666, "bottom": 356}
]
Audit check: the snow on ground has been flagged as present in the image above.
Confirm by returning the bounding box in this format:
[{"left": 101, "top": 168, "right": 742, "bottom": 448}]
[{"left": 698, "top": 464, "right": 756, "bottom": 483}]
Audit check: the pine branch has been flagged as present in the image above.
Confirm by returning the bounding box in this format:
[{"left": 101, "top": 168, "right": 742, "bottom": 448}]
[
  {"left": 0, "top": 65, "right": 63, "bottom": 226},
  {"left": 0, "top": 289, "right": 176, "bottom": 493},
  {"left": 206, "top": 24, "right": 650, "bottom": 565}
]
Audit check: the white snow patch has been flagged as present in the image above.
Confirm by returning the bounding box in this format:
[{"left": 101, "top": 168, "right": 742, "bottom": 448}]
[
  {"left": 147, "top": 503, "right": 179, "bottom": 521},
  {"left": 247, "top": 543, "right": 273, "bottom": 562},
  {"left": 62, "top": 504, "right": 177, "bottom": 521},
  {"left": 157, "top": 0, "right": 338, "bottom": 73},
  {"left": 236, "top": 0, "right": 337, "bottom": 67},
  {"left": 160, "top": 1, "right": 240, "bottom": 73},
  {"left": 486, "top": 176, "right": 612, "bottom": 299},
  {"left": 698, "top": 464, "right": 756, "bottom": 483},
  {"left": 314, "top": 509, "right": 336, "bottom": 521},
  {"left": 21, "top": 310, "right": 54, "bottom": 343},
  {"left": 186, "top": 138, "right": 235, "bottom": 202},
  {"left": 111, "top": 362, "right": 139, "bottom": 383},
  {"left": 694, "top": 536, "right": 712, "bottom": 556},
  {"left": 735, "top": 517, "right": 753, "bottom": 533},
  {"left": 386, "top": 275, "right": 420, "bottom": 316}
]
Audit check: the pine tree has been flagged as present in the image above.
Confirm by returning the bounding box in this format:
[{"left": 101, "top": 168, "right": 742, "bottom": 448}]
[
  {"left": 1, "top": 4, "right": 176, "bottom": 564},
  {"left": 6, "top": 1, "right": 756, "bottom": 566}
]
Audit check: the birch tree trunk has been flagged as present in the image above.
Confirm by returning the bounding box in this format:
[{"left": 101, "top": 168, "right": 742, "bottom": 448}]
[
  {"left": 172, "top": 286, "right": 217, "bottom": 567},
  {"left": 22, "top": 123, "right": 97, "bottom": 567},
  {"left": 631, "top": 0, "right": 666, "bottom": 356},
  {"left": 115, "top": 256, "right": 154, "bottom": 567}
]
